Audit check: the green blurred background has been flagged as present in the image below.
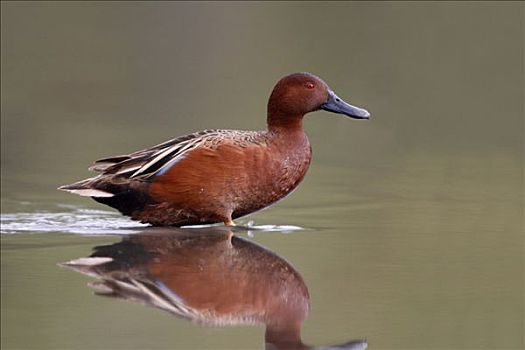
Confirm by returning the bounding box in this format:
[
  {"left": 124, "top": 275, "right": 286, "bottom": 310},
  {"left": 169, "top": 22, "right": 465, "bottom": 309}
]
[{"left": 1, "top": 2, "right": 523, "bottom": 349}]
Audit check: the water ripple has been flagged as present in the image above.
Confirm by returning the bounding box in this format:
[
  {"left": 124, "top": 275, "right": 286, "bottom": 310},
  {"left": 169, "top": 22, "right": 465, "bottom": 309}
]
[
  {"left": 1, "top": 203, "right": 307, "bottom": 235},
  {"left": 0, "top": 208, "right": 148, "bottom": 235}
]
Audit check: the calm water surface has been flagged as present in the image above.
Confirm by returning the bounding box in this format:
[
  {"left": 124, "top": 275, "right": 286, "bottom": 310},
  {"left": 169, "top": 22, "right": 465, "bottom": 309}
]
[{"left": 1, "top": 2, "right": 523, "bottom": 350}]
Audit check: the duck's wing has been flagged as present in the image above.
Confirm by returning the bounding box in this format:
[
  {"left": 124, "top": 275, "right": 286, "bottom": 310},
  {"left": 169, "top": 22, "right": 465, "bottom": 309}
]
[
  {"left": 59, "top": 129, "right": 266, "bottom": 197},
  {"left": 89, "top": 129, "right": 257, "bottom": 179},
  {"left": 94, "top": 129, "right": 265, "bottom": 180}
]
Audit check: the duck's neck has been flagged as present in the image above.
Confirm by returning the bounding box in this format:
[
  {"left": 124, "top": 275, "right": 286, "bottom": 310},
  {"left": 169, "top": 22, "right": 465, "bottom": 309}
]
[
  {"left": 267, "top": 114, "right": 305, "bottom": 133},
  {"left": 266, "top": 114, "right": 311, "bottom": 166}
]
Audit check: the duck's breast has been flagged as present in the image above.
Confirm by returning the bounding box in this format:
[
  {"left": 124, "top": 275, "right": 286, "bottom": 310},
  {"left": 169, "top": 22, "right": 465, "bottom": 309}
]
[{"left": 232, "top": 131, "right": 312, "bottom": 217}]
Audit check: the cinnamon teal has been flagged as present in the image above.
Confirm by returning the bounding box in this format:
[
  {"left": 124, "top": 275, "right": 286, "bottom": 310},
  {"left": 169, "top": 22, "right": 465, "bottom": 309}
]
[{"left": 59, "top": 72, "right": 370, "bottom": 226}]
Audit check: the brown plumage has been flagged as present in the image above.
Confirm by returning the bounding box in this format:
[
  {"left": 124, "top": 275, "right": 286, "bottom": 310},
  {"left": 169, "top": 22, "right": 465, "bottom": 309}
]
[{"left": 59, "top": 72, "right": 370, "bottom": 226}]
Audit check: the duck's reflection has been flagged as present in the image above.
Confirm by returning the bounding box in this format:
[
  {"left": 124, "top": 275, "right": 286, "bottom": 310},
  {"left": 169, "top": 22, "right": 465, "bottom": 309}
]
[{"left": 62, "top": 228, "right": 367, "bottom": 350}]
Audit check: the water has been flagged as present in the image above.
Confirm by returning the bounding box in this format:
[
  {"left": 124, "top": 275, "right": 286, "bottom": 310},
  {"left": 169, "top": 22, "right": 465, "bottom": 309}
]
[{"left": 1, "top": 2, "right": 523, "bottom": 350}]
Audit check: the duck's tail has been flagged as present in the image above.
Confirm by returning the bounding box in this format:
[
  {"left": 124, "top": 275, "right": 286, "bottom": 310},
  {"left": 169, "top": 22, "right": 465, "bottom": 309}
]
[
  {"left": 58, "top": 176, "right": 115, "bottom": 197},
  {"left": 58, "top": 176, "right": 151, "bottom": 217}
]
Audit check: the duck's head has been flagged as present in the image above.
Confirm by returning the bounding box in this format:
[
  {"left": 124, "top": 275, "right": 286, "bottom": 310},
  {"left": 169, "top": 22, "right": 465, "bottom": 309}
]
[{"left": 267, "top": 72, "right": 370, "bottom": 129}]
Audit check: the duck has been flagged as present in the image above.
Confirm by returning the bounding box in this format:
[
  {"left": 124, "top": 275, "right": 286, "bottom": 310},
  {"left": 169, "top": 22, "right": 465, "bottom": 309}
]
[
  {"left": 59, "top": 72, "right": 370, "bottom": 226},
  {"left": 61, "top": 227, "right": 368, "bottom": 350}
]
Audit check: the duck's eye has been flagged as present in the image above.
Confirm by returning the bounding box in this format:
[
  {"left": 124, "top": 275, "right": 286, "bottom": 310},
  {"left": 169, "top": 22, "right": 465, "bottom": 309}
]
[{"left": 305, "top": 82, "right": 315, "bottom": 89}]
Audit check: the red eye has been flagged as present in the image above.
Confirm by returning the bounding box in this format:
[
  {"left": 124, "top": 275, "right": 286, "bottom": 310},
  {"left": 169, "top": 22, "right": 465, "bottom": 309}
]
[{"left": 305, "top": 82, "right": 315, "bottom": 89}]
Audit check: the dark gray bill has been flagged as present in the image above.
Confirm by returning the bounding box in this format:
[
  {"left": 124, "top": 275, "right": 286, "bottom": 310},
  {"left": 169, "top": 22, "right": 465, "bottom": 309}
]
[{"left": 320, "top": 90, "right": 370, "bottom": 119}]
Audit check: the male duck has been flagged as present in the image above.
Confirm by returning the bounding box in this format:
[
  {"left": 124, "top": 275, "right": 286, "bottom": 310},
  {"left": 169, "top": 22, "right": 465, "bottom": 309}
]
[{"left": 59, "top": 72, "right": 370, "bottom": 226}]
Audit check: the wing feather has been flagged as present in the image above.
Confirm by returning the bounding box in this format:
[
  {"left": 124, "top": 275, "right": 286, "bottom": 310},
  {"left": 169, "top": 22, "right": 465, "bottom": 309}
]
[{"left": 88, "top": 129, "right": 263, "bottom": 180}]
